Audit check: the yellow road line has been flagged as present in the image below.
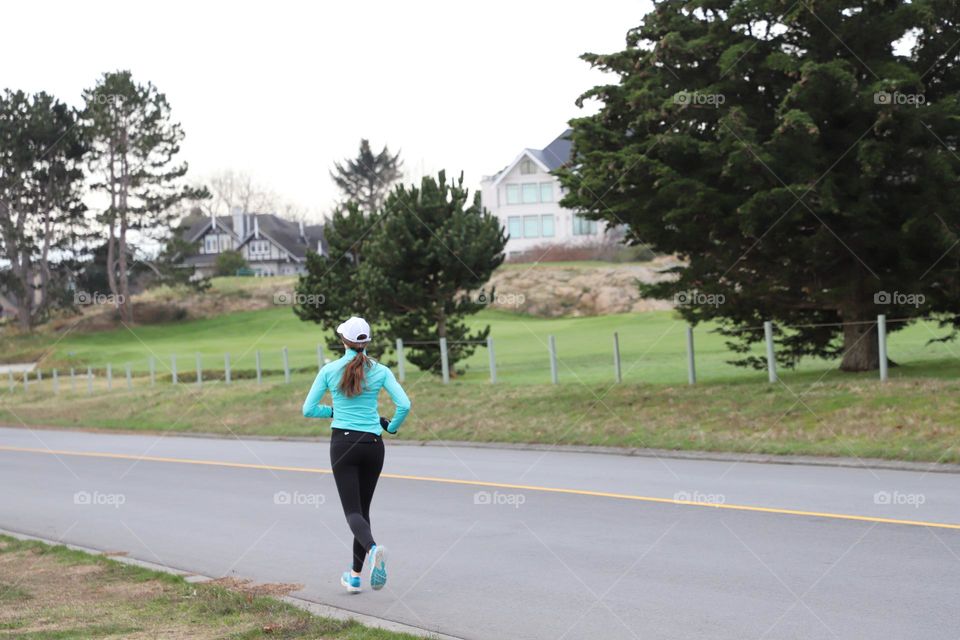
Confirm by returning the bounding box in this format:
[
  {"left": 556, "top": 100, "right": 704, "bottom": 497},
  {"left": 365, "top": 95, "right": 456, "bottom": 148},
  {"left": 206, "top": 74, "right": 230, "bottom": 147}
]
[{"left": 2, "top": 444, "right": 958, "bottom": 530}]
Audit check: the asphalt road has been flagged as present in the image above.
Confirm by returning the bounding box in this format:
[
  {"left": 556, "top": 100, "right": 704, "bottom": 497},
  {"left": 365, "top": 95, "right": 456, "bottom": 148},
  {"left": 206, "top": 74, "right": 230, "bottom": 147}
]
[{"left": 1, "top": 425, "right": 958, "bottom": 639}]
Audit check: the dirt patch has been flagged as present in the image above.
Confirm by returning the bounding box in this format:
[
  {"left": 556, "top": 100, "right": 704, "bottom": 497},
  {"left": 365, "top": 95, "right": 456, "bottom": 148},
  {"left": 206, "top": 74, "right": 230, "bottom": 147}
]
[
  {"left": 140, "top": 277, "right": 298, "bottom": 321},
  {"left": 0, "top": 549, "right": 128, "bottom": 636},
  {"left": 488, "top": 257, "right": 680, "bottom": 316},
  {"left": 208, "top": 576, "right": 304, "bottom": 598},
  {"left": 35, "top": 278, "right": 299, "bottom": 338}
]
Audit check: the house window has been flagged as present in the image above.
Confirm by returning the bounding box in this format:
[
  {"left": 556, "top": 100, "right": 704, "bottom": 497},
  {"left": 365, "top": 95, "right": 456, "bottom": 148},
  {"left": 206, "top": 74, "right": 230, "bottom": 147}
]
[
  {"left": 520, "top": 158, "right": 536, "bottom": 175},
  {"left": 541, "top": 214, "right": 555, "bottom": 238},
  {"left": 540, "top": 183, "right": 554, "bottom": 203},
  {"left": 523, "top": 215, "right": 539, "bottom": 238},
  {"left": 508, "top": 216, "right": 522, "bottom": 238},
  {"left": 522, "top": 183, "right": 538, "bottom": 204},
  {"left": 204, "top": 236, "right": 218, "bottom": 253},
  {"left": 573, "top": 214, "right": 598, "bottom": 236},
  {"left": 506, "top": 184, "right": 520, "bottom": 204}
]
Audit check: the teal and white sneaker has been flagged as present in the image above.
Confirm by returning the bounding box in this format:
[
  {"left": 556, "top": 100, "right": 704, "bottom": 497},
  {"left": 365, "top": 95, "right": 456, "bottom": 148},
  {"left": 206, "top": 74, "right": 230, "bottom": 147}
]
[
  {"left": 368, "top": 545, "right": 387, "bottom": 590},
  {"left": 340, "top": 571, "right": 361, "bottom": 594}
]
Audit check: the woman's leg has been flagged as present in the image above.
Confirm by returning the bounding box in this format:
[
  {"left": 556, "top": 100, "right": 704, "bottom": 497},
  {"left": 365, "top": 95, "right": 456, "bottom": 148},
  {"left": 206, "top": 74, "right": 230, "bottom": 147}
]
[
  {"left": 357, "top": 439, "right": 385, "bottom": 535},
  {"left": 351, "top": 538, "right": 366, "bottom": 574},
  {"left": 343, "top": 440, "right": 385, "bottom": 573},
  {"left": 331, "top": 440, "right": 376, "bottom": 572}
]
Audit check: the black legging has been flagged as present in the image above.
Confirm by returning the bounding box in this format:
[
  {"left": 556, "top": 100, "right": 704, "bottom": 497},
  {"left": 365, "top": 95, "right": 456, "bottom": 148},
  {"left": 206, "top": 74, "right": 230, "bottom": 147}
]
[{"left": 330, "top": 429, "right": 385, "bottom": 573}]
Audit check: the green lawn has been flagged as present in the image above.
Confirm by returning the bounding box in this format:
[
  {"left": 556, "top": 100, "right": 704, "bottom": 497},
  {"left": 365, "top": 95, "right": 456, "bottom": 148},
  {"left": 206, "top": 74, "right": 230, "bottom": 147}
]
[{"left": 4, "top": 307, "right": 958, "bottom": 387}]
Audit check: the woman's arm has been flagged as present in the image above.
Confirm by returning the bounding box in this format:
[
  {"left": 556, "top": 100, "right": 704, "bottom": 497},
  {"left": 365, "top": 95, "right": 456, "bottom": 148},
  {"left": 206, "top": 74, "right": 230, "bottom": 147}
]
[
  {"left": 382, "top": 368, "right": 411, "bottom": 433},
  {"left": 302, "top": 370, "right": 333, "bottom": 418}
]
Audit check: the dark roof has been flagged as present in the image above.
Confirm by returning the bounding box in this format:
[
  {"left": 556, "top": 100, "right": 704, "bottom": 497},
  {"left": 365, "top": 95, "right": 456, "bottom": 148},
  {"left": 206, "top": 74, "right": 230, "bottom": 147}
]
[
  {"left": 257, "top": 214, "right": 302, "bottom": 258},
  {"left": 183, "top": 213, "right": 326, "bottom": 260},
  {"left": 532, "top": 128, "right": 573, "bottom": 171},
  {"left": 183, "top": 216, "right": 223, "bottom": 243},
  {"left": 488, "top": 129, "right": 574, "bottom": 183},
  {"left": 305, "top": 224, "right": 328, "bottom": 256}
]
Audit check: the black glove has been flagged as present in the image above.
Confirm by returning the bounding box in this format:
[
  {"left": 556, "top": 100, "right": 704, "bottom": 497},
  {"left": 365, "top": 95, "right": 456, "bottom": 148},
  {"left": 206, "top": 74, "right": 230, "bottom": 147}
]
[
  {"left": 330, "top": 408, "right": 334, "bottom": 419},
  {"left": 380, "top": 416, "right": 394, "bottom": 433}
]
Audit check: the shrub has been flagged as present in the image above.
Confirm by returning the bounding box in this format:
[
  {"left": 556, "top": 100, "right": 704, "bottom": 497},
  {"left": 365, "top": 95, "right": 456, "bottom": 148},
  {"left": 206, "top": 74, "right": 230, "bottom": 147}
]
[{"left": 214, "top": 250, "right": 248, "bottom": 276}]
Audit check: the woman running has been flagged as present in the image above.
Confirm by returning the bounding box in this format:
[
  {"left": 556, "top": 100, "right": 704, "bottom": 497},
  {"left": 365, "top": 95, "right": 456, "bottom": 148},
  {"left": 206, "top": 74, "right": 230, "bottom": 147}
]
[{"left": 302, "top": 316, "right": 410, "bottom": 593}]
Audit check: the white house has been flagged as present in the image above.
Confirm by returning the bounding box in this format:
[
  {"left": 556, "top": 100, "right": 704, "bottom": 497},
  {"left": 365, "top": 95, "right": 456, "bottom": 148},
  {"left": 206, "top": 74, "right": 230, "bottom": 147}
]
[
  {"left": 182, "top": 208, "right": 326, "bottom": 277},
  {"left": 480, "top": 129, "right": 613, "bottom": 258}
]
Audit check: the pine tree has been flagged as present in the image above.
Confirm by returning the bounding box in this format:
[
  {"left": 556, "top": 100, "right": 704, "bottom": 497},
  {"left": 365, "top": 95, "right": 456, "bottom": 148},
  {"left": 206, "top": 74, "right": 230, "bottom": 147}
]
[
  {"left": 0, "top": 90, "right": 86, "bottom": 329},
  {"left": 329, "top": 140, "right": 403, "bottom": 214},
  {"left": 294, "top": 202, "right": 392, "bottom": 359},
  {"left": 360, "top": 171, "right": 506, "bottom": 375},
  {"left": 558, "top": 0, "right": 960, "bottom": 371},
  {"left": 82, "top": 70, "right": 206, "bottom": 324}
]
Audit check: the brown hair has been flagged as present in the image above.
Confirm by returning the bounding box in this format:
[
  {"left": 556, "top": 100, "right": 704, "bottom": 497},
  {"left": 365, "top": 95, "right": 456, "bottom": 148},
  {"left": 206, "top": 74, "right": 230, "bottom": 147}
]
[{"left": 338, "top": 336, "right": 371, "bottom": 397}]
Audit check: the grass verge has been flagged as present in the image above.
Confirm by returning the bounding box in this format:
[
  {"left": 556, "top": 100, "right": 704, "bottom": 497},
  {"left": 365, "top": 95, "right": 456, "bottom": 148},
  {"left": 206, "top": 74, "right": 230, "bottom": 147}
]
[
  {"left": 0, "top": 534, "right": 423, "bottom": 639},
  {"left": 1, "top": 370, "right": 957, "bottom": 464}
]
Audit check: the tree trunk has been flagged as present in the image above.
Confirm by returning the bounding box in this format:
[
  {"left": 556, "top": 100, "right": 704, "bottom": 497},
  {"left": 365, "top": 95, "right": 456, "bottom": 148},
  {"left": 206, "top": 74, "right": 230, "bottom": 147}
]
[
  {"left": 118, "top": 213, "right": 131, "bottom": 323},
  {"left": 0, "top": 202, "right": 30, "bottom": 331},
  {"left": 839, "top": 319, "right": 880, "bottom": 371},
  {"left": 16, "top": 293, "right": 31, "bottom": 331},
  {"left": 37, "top": 204, "right": 52, "bottom": 318},
  {"left": 15, "top": 256, "right": 32, "bottom": 332},
  {"left": 105, "top": 143, "right": 119, "bottom": 306},
  {"left": 105, "top": 220, "right": 118, "bottom": 301},
  {"left": 118, "top": 127, "right": 133, "bottom": 324},
  {"left": 436, "top": 312, "right": 447, "bottom": 339}
]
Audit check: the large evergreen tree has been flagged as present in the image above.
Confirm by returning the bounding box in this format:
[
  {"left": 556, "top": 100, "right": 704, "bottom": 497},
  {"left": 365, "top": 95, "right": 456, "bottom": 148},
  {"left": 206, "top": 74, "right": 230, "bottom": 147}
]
[
  {"left": 558, "top": 0, "right": 960, "bottom": 371},
  {"left": 82, "top": 70, "right": 206, "bottom": 324},
  {"left": 330, "top": 139, "right": 403, "bottom": 214},
  {"left": 0, "top": 90, "right": 87, "bottom": 330},
  {"left": 294, "top": 202, "right": 392, "bottom": 359},
  {"left": 360, "top": 171, "right": 506, "bottom": 375}
]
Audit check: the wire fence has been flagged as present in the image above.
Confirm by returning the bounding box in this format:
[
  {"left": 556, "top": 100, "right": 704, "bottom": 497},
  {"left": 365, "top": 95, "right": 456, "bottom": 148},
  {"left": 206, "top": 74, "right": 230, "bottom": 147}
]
[{"left": 0, "top": 314, "right": 953, "bottom": 398}]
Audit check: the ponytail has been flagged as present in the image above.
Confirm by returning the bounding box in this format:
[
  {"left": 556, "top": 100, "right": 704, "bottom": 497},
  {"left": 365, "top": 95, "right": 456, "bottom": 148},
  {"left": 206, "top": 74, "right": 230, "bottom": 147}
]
[{"left": 338, "top": 339, "right": 371, "bottom": 397}]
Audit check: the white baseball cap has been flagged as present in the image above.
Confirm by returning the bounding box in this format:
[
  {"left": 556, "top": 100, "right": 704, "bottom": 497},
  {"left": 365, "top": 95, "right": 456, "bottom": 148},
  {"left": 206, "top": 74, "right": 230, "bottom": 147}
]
[{"left": 337, "top": 316, "right": 372, "bottom": 343}]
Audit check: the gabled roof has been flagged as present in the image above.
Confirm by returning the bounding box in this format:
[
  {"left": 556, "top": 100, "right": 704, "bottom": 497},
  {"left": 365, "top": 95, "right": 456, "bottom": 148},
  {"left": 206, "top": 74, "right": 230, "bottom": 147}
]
[
  {"left": 184, "top": 216, "right": 232, "bottom": 243},
  {"left": 538, "top": 129, "right": 573, "bottom": 171},
  {"left": 183, "top": 213, "right": 326, "bottom": 262},
  {"left": 488, "top": 129, "right": 573, "bottom": 186}
]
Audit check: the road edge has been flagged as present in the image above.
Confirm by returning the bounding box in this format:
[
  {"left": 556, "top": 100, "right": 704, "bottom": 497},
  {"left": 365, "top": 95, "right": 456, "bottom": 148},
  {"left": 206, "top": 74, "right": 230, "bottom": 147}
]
[
  {"left": 391, "top": 439, "right": 960, "bottom": 474},
  {"left": 3, "top": 423, "right": 959, "bottom": 474},
  {"left": 0, "top": 526, "right": 464, "bottom": 640}
]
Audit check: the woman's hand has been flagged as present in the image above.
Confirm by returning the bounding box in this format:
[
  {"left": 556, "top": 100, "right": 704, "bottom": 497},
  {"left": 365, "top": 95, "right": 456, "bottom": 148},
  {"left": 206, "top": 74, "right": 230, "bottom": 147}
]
[{"left": 379, "top": 417, "right": 394, "bottom": 433}]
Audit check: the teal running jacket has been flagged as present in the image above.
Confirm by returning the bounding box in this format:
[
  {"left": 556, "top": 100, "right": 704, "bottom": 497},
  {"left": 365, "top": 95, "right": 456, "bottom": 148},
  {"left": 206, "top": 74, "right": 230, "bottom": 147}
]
[{"left": 301, "top": 348, "right": 410, "bottom": 435}]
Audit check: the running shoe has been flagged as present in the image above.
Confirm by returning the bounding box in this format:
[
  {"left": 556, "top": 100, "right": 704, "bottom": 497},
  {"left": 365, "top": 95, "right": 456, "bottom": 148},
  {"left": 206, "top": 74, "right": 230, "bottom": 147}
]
[
  {"left": 368, "top": 545, "right": 387, "bottom": 590},
  {"left": 341, "top": 571, "right": 361, "bottom": 594}
]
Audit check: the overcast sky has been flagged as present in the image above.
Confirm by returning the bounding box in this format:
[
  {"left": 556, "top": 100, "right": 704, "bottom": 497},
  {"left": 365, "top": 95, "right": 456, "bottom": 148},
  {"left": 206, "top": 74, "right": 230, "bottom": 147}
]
[{"left": 4, "top": 0, "right": 652, "bottom": 221}]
